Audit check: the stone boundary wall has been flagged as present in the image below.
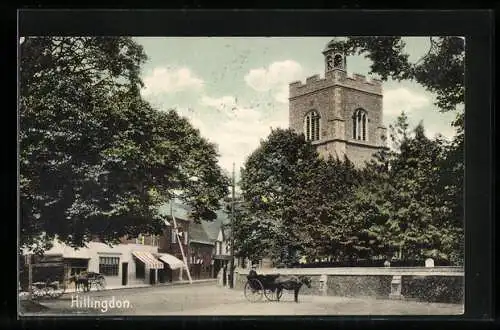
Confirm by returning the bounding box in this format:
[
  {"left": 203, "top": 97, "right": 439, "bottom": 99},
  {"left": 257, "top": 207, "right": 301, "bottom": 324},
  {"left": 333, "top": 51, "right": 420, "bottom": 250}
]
[{"left": 233, "top": 267, "right": 464, "bottom": 304}]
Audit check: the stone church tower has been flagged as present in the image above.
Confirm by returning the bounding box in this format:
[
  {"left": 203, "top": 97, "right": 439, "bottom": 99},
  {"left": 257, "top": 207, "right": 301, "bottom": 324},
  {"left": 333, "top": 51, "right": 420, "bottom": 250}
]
[{"left": 289, "top": 38, "right": 387, "bottom": 167}]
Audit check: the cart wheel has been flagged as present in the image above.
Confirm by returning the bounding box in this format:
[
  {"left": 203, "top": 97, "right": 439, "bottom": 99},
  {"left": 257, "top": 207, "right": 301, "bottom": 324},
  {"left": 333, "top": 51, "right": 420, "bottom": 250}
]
[
  {"left": 31, "top": 287, "right": 43, "bottom": 300},
  {"left": 43, "top": 286, "right": 56, "bottom": 299},
  {"left": 244, "top": 279, "right": 264, "bottom": 303},
  {"left": 264, "top": 288, "right": 282, "bottom": 301},
  {"left": 51, "top": 282, "right": 66, "bottom": 298},
  {"left": 96, "top": 276, "right": 106, "bottom": 291}
]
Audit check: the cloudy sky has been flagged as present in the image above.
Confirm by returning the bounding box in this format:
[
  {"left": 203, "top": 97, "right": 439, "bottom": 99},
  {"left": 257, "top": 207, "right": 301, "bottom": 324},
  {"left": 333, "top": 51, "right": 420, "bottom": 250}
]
[{"left": 135, "top": 37, "right": 460, "bottom": 178}]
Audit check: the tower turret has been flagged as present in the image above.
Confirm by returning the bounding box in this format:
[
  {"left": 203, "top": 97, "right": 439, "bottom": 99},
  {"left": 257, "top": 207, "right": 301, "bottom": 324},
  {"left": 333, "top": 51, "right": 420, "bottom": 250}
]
[{"left": 322, "top": 37, "right": 348, "bottom": 74}]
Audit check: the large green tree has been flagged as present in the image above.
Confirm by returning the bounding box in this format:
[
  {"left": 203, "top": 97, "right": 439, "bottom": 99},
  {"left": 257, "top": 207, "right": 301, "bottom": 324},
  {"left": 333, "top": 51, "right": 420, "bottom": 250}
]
[
  {"left": 355, "top": 113, "right": 463, "bottom": 264},
  {"left": 288, "top": 155, "right": 364, "bottom": 262},
  {"left": 329, "top": 37, "right": 465, "bottom": 265},
  {"left": 20, "top": 37, "right": 229, "bottom": 254},
  {"left": 239, "top": 128, "right": 321, "bottom": 264},
  {"left": 239, "top": 128, "right": 364, "bottom": 265}
]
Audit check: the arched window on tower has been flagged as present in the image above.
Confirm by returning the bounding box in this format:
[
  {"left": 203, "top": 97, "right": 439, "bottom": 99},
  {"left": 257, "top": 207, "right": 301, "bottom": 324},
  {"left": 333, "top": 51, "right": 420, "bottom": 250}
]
[
  {"left": 352, "top": 109, "right": 368, "bottom": 141},
  {"left": 304, "top": 111, "right": 320, "bottom": 142},
  {"left": 333, "top": 54, "right": 343, "bottom": 68}
]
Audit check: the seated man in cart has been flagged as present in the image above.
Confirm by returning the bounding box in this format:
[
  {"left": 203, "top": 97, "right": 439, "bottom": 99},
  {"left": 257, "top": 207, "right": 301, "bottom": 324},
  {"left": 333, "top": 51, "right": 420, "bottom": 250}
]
[{"left": 248, "top": 265, "right": 258, "bottom": 278}]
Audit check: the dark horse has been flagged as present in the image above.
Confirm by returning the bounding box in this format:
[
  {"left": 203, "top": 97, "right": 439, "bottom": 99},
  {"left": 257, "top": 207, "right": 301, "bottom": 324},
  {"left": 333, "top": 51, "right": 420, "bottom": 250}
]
[
  {"left": 275, "top": 275, "right": 312, "bottom": 303},
  {"left": 69, "top": 274, "right": 90, "bottom": 292}
]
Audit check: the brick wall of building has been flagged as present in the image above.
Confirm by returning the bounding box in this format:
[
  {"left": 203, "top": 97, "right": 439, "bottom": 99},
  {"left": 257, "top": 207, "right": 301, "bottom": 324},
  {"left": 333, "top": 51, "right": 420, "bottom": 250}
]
[{"left": 158, "top": 219, "right": 191, "bottom": 264}]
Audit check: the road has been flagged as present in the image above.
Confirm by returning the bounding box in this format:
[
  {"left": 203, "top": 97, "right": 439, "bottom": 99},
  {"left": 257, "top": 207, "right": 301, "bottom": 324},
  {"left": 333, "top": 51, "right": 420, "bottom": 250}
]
[{"left": 21, "top": 282, "right": 463, "bottom": 316}]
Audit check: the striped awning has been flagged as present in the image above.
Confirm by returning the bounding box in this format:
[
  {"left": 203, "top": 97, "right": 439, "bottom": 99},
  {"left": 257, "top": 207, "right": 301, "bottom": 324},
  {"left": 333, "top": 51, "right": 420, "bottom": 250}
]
[
  {"left": 157, "top": 253, "right": 185, "bottom": 270},
  {"left": 132, "top": 251, "right": 164, "bottom": 269}
]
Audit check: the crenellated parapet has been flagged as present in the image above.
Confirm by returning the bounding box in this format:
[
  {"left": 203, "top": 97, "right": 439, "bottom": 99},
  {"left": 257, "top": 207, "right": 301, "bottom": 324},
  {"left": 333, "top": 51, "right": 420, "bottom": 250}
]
[{"left": 289, "top": 71, "right": 382, "bottom": 99}]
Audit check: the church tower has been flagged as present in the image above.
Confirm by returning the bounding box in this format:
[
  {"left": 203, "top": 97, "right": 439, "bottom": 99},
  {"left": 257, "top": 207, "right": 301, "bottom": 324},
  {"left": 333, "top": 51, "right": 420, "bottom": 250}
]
[{"left": 288, "top": 38, "right": 387, "bottom": 167}]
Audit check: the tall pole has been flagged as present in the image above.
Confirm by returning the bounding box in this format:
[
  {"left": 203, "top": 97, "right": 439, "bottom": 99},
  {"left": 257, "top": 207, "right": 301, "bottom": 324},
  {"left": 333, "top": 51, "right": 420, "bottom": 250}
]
[
  {"left": 171, "top": 199, "right": 192, "bottom": 284},
  {"left": 229, "top": 162, "right": 235, "bottom": 289},
  {"left": 27, "top": 254, "right": 32, "bottom": 300}
]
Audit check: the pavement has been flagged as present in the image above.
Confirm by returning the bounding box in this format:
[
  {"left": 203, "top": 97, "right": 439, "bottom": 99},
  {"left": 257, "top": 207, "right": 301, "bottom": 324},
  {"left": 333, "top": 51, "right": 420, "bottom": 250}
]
[
  {"left": 19, "top": 278, "right": 216, "bottom": 298},
  {"left": 19, "top": 282, "right": 464, "bottom": 316}
]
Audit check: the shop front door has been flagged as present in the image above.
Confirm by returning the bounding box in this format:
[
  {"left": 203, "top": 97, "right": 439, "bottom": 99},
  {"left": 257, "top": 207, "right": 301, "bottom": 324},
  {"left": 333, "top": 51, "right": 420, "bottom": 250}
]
[
  {"left": 149, "top": 269, "right": 156, "bottom": 285},
  {"left": 122, "top": 263, "right": 128, "bottom": 286}
]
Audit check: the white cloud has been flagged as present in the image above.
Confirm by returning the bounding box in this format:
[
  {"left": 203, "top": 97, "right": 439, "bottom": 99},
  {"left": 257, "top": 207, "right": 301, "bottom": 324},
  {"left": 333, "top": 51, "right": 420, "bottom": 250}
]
[
  {"left": 194, "top": 94, "right": 289, "bottom": 175},
  {"left": 383, "top": 88, "right": 430, "bottom": 116},
  {"left": 141, "top": 66, "right": 204, "bottom": 96},
  {"left": 244, "top": 60, "right": 304, "bottom": 103},
  {"left": 274, "top": 85, "right": 290, "bottom": 104},
  {"left": 423, "top": 123, "right": 457, "bottom": 141},
  {"left": 200, "top": 95, "right": 238, "bottom": 113}
]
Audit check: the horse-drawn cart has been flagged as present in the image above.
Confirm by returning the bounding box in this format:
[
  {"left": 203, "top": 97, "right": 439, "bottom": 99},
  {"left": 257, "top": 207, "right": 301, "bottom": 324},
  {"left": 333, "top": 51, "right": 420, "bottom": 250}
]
[
  {"left": 244, "top": 273, "right": 282, "bottom": 302},
  {"left": 243, "top": 271, "right": 313, "bottom": 303},
  {"left": 69, "top": 271, "right": 106, "bottom": 292}
]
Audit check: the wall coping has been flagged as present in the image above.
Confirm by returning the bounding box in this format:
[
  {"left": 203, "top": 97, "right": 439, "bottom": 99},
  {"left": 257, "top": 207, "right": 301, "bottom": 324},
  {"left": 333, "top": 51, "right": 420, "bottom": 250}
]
[{"left": 235, "top": 267, "right": 464, "bottom": 277}]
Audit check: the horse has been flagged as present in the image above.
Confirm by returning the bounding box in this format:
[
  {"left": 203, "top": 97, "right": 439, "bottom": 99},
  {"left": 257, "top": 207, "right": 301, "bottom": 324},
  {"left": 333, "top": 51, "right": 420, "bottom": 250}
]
[
  {"left": 275, "top": 275, "right": 312, "bottom": 303},
  {"left": 69, "top": 273, "right": 90, "bottom": 292}
]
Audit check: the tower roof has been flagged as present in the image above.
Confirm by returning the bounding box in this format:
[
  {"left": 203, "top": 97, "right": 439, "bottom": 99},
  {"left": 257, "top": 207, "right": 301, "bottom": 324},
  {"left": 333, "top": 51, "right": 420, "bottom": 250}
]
[{"left": 323, "top": 37, "right": 348, "bottom": 53}]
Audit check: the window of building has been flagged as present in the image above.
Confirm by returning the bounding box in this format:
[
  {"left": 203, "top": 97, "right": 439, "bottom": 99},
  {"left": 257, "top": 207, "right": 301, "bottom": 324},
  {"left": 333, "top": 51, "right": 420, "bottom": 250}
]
[
  {"left": 171, "top": 229, "right": 177, "bottom": 244},
  {"left": 184, "top": 231, "right": 188, "bottom": 245},
  {"left": 326, "top": 55, "right": 334, "bottom": 70},
  {"left": 304, "top": 111, "right": 320, "bottom": 142},
  {"left": 333, "top": 54, "right": 343, "bottom": 68},
  {"left": 99, "top": 256, "right": 119, "bottom": 276},
  {"left": 352, "top": 109, "right": 368, "bottom": 141},
  {"left": 65, "top": 259, "right": 89, "bottom": 277}
]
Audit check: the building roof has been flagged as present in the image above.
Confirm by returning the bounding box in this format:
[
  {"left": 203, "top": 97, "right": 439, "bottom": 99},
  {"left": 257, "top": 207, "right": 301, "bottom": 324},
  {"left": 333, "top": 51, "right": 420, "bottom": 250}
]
[
  {"left": 189, "top": 222, "right": 213, "bottom": 245},
  {"left": 158, "top": 200, "right": 229, "bottom": 245},
  {"left": 201, "top": 219, "right": 221, "bottom": 242},
  {"left": 201, "top": 209, "right": 230, "bottom": 241},
  {"left": 157, "top": 200, "right": 192, "bottom": 221},
  {"left": 191, "top": 209, "right": 231, "bottom": 245}
]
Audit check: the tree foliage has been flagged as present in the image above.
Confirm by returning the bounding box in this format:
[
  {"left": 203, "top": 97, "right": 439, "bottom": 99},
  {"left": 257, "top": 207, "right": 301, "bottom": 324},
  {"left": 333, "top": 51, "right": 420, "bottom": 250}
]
[
  {"left": 236, "top": 115, "right": 464, "bottom": 266},
  {"left": 20, "top": 37, "right": 229, "bottom": 254},
  {"left": 331, "top": 36, "right": 465, "bottom": 113},
  {"left": 355, "top": 114, "right": 463, "bottom": 263},
  {"left": 238, "top": 128, "right": 365, "bottom": 265}
]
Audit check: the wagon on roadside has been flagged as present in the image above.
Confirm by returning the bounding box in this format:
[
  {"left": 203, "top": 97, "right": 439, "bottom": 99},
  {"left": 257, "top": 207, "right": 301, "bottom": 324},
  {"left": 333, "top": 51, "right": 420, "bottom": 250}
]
[
  {"left": 31, "top": 280, "right": 66, "bottom": 299},
  {"left": 68, "top": 271, "right": 106, "bottom": 292},
  {"left": 244, "top": 272, "right": 282, "bottom": 302},
  {"left": 85, "top": 271, "right": 106, "bottom": 291}
]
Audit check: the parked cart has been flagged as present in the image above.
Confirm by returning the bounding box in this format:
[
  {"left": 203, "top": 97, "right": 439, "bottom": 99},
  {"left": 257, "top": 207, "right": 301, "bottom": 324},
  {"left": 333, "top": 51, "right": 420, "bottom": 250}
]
[{"left": 244, "top": 271, "right": 282, "bottom": 302}]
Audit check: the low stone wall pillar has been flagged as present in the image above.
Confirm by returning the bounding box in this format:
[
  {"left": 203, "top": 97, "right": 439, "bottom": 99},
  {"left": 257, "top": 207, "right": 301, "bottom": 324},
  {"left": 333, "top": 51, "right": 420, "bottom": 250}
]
[
  {"left": 389, "top": 275, "right": 404, "bottom": 300},
  {"left": 318, "top": 274, "right": 328, "bottom": 296}
]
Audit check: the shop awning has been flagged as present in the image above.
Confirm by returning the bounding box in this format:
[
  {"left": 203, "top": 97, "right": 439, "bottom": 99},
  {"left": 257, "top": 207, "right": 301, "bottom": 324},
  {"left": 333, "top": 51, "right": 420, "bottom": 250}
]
[
  {"left": 157, "top": 253, "right": 185, "bottom": 270},
  {"left": 132, "top": 251, "right": 164, "bottom": 269}
]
